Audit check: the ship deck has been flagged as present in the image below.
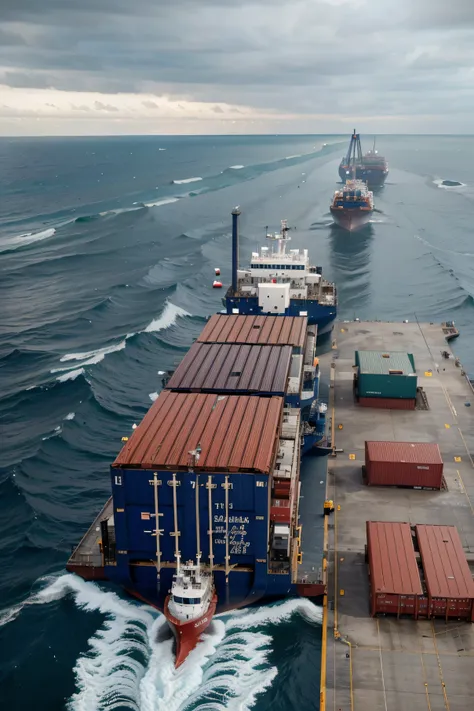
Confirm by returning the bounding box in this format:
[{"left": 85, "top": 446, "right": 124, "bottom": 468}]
[
  {"left": 318, "top": 321, "right": 474, "bottom": 711},
  {"left": 298, "top": 455, "right": 328, "bottom": 585},
  {"left": 67, "top": 497, "right": 113, "bottom": 568}
]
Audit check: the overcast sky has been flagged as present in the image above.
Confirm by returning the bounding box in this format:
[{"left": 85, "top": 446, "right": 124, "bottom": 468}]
[{"left": 1, "top": 0, "right": 473, "bottom": 135}]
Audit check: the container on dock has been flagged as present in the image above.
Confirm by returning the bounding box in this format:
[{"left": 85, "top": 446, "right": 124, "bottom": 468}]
[
  {"left": 358, "top": 396, "right": 416, "bottom": 410},
  {"left": 355, "top": 350, "right": 417, "bottom": 403},
  {"left": 365, "top": 441, "right": 443, "bottom": 489},
  {"left": 416, "top": 524, "right": 474, "bottom": 621},
  {"left": 366, "top": 521, "right": 424, "bottom": 618},
  {"left": 165, "top": 342, "right": 293, "bottom": 396}
]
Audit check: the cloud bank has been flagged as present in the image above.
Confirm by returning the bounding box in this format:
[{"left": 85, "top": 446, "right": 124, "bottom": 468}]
[{"left": 0, "top": 0, "right": 473, "bottom": 134}]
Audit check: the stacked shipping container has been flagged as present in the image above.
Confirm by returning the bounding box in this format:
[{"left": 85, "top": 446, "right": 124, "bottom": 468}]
[
  {"left": 416, "top": 524, "right": 474, "bottom": 621},
  {"left": 367, "top": 521, "right": 474, "bottom": 621},
  {"left": 366, "top": 521, "right": 425, "bottom": 618},
  {"left": 355, "top": 350, "right": 417, "bottom": 409},
  {"left": 68, "top": 314, "right": 317, "bottom": 612}
]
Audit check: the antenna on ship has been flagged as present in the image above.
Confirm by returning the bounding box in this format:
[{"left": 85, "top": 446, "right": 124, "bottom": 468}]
[{"left": 189, "top": 445, "right": 202, "bottom": 580}]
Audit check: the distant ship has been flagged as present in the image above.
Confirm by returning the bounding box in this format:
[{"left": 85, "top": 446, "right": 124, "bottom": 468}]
[
  {"left": 224, "top": 210, "right": 337, "bottom": 335},
  {"left": 339, "top": 130, "right": 388, "bottom": 187},
  {"left": 330, "top": 179, "right": 374, "bottom": 232}
]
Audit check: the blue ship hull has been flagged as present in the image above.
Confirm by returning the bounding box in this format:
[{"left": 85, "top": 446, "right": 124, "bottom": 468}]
[
  {"left": 105, "top": 563, "right": 297, "bottom": 614},
  {"left": 225, "top": 295, "right": 337, "bottom": 335},
  {"left": 339, "top": 163, "right": 387, "bottom": 187}
]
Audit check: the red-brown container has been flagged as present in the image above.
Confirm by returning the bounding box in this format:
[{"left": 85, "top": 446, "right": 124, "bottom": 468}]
[
  {"left": 359, "top": 397, "right": 416, "bottom": 410},
  {"left": 416, "top": 524, "right": 474, "bottom": 621},
  {"left": 365, "top": 441, "right": 443, "bottom": 489},
  {"left": 367, "top": 521, "right": 423, "bottom": 618},
  {"left": 270, "top": 498, "right": 291, "bottom": 523}
]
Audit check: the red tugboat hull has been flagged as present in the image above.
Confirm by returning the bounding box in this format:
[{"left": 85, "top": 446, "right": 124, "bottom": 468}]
[{"left": 164, "top": 592, "right": 218, "bottom": 667}]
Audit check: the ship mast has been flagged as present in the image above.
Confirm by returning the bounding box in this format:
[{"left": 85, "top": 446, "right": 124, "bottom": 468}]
[
  {"left": 189, "top": 445, "right": 202, "bottom": 580},
  {"left": 171, "top": 472, "right": 181, "bottom": 574},
  {"left": 266, "top": 219, "right": 291, "bottom": 258}
]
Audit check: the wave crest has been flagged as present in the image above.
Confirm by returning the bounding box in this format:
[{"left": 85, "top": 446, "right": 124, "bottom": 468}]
[
  {"left": 0, "top": 227, "right": 56, "bottom": 253},
  {"left": 144, "top": 301, "right": 191, "bottom": 333},
  {"left": 171, "top": 177, "right": 203, "bottom": 185}
]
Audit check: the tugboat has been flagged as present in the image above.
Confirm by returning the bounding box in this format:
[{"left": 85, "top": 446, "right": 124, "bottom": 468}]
[
  {"left": 330, "top": 179, "right": 374, "bottom": 232},
  {"left": 164, "top": 559, "right": 217, "bottom": 667},
  {"left": 225, "top": 210, "right": 337, "bottom": 334},
  {"left": 339, "top": 130, "right": 388, "bottom": 187}
]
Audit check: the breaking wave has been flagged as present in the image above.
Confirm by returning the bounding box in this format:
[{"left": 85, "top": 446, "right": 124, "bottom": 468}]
[
  {"left": 55, "top": 368, "right": 85, "bottom": 383},
  {"left": 49, "top": 301, "right": 191, "bottom": 381},
  {"left": 171, "top": 177, "right": 203, "bottom": 185},
  {"left": 228, "top": 165, "right": 244, "bottom": 170},
  {"left": 144, "top": 302, "right": 191, "bottom": 333},
  {"left": 143, "top": 198, "right": 180, "bottom": 208},
  {"left": 0, "top": 227, "right": 56, "bottom": 253}
]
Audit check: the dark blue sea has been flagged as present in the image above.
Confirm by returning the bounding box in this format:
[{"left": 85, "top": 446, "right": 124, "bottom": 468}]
[{"left": 1, "top": 134, "right": 474, "bottom": 710}]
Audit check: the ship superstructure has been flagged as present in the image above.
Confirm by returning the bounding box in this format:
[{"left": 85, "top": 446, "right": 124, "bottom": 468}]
[
  {"left": 339, "top": 130, "right": 388, "bottom": 187},
  {"left": 330, "top": 179, "right": 374, "bottom": 232},
  {"left": 225, "top": 211, "right": 337, "bottom": 335}
]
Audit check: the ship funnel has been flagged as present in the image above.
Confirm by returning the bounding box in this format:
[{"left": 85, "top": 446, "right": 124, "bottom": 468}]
[{"left": 231, "top": 207, "right": 241, "bottom": 294}]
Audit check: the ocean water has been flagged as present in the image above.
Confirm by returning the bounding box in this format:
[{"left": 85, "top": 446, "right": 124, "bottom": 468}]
[{"left": 1, "top": 133, "right": 474, "bottom": 710}]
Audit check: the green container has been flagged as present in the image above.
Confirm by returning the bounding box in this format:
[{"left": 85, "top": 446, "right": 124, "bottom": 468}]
[{"left": 355, "top": 350, "right": 417, "bottom": 399}]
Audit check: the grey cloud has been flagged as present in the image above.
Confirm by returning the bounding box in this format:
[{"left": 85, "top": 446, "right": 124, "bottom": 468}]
[
  {"left": 142, "top": 100, "right": 159, "bottom": 109},
  {"left": 0, "top": 70, "right": 54, "bottom": 88},
  {"left": 410, "top": 1, "right": 474, "bottom": 29},
  {"left": 0, "top": 28, "right": 27, "bottom": 45},
  {"left": 0, "top": 0, "right": 474, "bottom": 130},
  {"left": 94, "top": 101, "right": 118, "bottom": 112}
]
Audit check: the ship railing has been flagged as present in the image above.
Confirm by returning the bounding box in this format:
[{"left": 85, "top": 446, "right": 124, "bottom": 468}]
[
  {"left": 68, "top": 551, "right": 103, "bottom": 567},
  {"left": 252, "top": 253, "right": 304, "bottom": 263},
  {"left": 268, "top": 561, "right": 291, "bottom": 574}
]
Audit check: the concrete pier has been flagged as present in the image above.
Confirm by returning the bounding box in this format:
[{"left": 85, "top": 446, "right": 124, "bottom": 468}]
[{"left": 319, "top": 321, "right": 474, "bottom": 711}]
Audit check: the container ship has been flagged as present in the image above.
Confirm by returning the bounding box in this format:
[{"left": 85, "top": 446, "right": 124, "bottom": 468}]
[
  {"left": 338, "top": 130, "right": 388, "bottom": 187},
  {"left": 224, "top": 210, "right": 337, "bottom": 335},
  {"left": 330, "top": 179, "right": 374, "bottom": 232},
  {"left": 67, "top": 209, "right": 332, "bottom": 667}
]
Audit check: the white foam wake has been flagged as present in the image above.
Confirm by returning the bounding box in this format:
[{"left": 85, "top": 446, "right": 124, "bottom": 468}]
[
  {"left": 228, "top": 165, "right": 244, "bottom": 170},
  {"left": 1, "top": 574, "right": 321, "bottom": 711},
  {"left": 144, "top": 301, "right": 190, "bottom": 333},
  {"left": 144, "top": 198, "right": 180, "bottom": 208},
  {"left": 172, "top": 177, "right": 203, "bottom": 185},
  {"left": 433, "top": 178, "right": 467, "bottom": 189},
  {"left": 0, "top": 227, "right": 56, "bottom": 252}
]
